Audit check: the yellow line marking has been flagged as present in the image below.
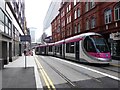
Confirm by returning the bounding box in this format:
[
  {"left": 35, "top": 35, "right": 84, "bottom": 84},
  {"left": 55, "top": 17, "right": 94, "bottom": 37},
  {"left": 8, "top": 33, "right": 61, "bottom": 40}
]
[
  {"left": 35, "top": 57, "right": 51, "bottom": 90},
  {"left": 34, "top": 56, "right": 56, "bottom": 90}
]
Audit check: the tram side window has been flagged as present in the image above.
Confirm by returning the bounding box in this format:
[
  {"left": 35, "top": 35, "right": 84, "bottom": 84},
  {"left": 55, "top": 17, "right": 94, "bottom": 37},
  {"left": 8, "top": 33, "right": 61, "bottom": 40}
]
[
  {"left": 36, "top": 47, "right": 39, "bottom": 52},
  {"left": 84, "top": 37, "right": 96, "bottom": 52},
  {"left": 66, "top": 42, "right": 74, "bottom": 53},
  {"left": 70, "top": 42, "right": 74, "bottom": 53},
  {"left": 56, "top": 46, "right": 60, "bottom": 53},
  {"left": 49, "top": 46, "right": 52, "bottom": 52},
  {"left": 66, "top": 43, "right": 70, "bottom": 53}
]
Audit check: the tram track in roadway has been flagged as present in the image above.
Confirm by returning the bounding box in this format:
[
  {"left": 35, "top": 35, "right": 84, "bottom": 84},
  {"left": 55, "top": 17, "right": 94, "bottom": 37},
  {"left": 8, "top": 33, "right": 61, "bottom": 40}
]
[
  {"left": 35, "top": 56, "right": 119, "bottom": 89},
  {"left": 39, "top": 56, "right": 104, "bottom": 88},
  {"left": 99, "top": 65, "right": 120, "bottom": 73},
  {"left": 47, "top": 56, "right": 102, "bottom": 83},
  {"left": 46, "top": 56, "right": 120, "bottom": 81},
  {"left": 41, "top": 58, "right": 77, "bottom": 88}
]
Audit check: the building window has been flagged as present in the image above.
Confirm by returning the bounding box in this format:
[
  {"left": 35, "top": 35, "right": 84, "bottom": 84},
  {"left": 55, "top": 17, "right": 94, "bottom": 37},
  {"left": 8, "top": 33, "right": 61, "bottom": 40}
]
[
  {"left": 86, "top": 19, "right": 89, "bottom": 30},
  {"left": 74, "top": 0, "right": 77, "bottom": 6},
  {"left": 74, "top": 24, "right": 77, "bottom": 34},
  {"left": 67, "top": 17, "right": 69, "bottom": 24},
  {"left": 67, "top": 4, "right": 71, "bottom": 13},
  {"left": 8, "top": 19, "right": 12, "bottom": 36},
  {"left": 69, "top": 15, "right": 71, "bottom": 22},
  {"left": 104, "top": 9, "right": 112, "bottom": 24},
  {"left": 0, "top": 9, "right": 4, "bottom": 23},
  {"left": 0, "top": 9, "right": 4, "bottom": 32},
  {"left": 91, "top": 17, "right": 96, "bottom": 29},
  {"left": 90, "top": 0, "right": 95, "bottom": 9},
  {"left": 85, "top": 1, "right": 89, "bottom": 12},
  {"left": 61, "top": 10, "right": 64, "bottom": 17},
  {"left": 67, "top": 29, "right": 69, "bottom": 36},
  {"left": 5, "top": 15, "right": 9, "bottom": 34},
  {"left": 69, "top": 4, "right": 71, "bottom": 11},
  {"left": 78, "top": 23, "right": 80, "bottom": 33},
  {"left": 74, "top": 10, "right": 77, "bottom": 19},
  {"left": 69, "top": 27, "right": 72, "bottom": 35},
  {"left": 61, "top": 20, "right": 65, "bottom": 27},
  {"left": 67, "top": 6, "right": 69, "bottom": 13},
  {"left": 58, "top": 19, "right": 60, "bottom": 24},
  {"left": 114, "top": 3, "right": 120, "bottom": 21},
  {"left": 77, "top": 8, "right": 80, "bottom": 17}
]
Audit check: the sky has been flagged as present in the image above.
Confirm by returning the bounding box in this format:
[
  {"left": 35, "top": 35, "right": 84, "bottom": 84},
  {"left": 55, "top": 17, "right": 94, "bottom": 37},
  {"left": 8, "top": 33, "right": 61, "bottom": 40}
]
[{"left": 25, "top": 0, "right": 52, "bottom": 41}]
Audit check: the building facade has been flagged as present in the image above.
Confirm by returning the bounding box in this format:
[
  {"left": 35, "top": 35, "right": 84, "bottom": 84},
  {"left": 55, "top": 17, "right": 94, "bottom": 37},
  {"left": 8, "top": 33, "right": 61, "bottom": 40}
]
[
  {"left": 0, "top": 0, "right": 25, "bottom": 69},
  {"left": 51, "top": 1, "right": 120, "bottom": 59}
]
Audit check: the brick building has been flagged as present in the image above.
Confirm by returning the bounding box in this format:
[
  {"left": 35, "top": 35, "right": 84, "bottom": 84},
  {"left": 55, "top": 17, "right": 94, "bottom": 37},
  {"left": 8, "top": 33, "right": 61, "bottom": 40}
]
[{"left": 51, "top": 1, "right": 120, "bottom": 59}]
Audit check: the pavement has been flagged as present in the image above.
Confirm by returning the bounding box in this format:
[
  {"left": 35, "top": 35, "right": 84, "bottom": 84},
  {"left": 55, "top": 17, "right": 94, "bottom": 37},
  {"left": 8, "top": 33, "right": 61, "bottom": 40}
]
[
  {"left": 110, "top": 59, "right": 120, "bottom": 67},
  {"left": 1, "top": 54, "right": 43, "bottom": 90}
]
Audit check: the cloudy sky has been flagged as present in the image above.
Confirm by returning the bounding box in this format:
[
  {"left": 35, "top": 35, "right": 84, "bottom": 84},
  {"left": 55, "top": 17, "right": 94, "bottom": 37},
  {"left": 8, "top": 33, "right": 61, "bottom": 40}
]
[{"left": 25, "top": 0, "right": 52, "bottom": 41}]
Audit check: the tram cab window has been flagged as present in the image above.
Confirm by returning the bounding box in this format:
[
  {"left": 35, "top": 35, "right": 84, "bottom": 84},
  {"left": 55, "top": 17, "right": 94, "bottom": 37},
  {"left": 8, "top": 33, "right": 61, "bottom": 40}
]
[
  {"left": 91, "top": 35, "right": 109, "bottom": 53},
  {"left": 84, "top": 36, "right": 96, "bottom": 52},
  {"left": 84, "top": 35, "right": 109, "bottom": 53}
]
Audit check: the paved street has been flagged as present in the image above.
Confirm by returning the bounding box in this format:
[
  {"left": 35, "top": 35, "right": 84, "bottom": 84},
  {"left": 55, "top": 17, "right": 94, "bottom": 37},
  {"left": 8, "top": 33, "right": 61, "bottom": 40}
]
[
  {"left": 1, "top": 54, "right": 120, "bottom": 90},
  {"left": 35, "top": 55, "right": 120, "bottom": 89}
]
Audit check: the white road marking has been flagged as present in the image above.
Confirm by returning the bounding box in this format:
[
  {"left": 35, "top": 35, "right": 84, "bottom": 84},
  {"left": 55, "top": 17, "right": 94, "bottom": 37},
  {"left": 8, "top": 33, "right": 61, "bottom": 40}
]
[{"left": 50, "top": 57, "right": 120, "bottom": 81}]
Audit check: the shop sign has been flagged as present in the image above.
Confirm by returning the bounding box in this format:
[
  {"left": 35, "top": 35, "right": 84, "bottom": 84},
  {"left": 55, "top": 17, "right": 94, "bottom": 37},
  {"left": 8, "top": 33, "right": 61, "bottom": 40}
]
[{"left": 110, "top": 32, "right": 120, "bottom": 40}]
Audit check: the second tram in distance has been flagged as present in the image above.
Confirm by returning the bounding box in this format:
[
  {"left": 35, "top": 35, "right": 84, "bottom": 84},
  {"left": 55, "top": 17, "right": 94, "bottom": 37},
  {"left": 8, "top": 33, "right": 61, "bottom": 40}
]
[{"left": 35, "top": 32, "right": 111, "bottom": 64}]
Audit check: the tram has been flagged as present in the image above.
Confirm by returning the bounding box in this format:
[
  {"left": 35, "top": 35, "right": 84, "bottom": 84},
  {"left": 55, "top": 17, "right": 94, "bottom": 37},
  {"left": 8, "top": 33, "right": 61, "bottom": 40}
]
[{"left": 35, "top": 32, "right": 111, "bottom": 64}]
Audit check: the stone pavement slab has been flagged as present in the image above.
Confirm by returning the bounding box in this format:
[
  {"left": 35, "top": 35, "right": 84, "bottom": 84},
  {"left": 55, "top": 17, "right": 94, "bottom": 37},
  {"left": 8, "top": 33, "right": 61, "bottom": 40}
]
[
  {"left": 2, "top": 67, "right": 36, "bottom": 89},
  {"left": 2, "top": 55, "right": 43, "bottom": 90}
]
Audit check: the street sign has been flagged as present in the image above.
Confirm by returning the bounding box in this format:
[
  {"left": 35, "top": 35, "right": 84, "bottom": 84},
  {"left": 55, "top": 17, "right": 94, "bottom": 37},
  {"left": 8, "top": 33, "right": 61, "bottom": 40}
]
[{"left": 20, "top": 35, "right": 31, "bottom": 42}]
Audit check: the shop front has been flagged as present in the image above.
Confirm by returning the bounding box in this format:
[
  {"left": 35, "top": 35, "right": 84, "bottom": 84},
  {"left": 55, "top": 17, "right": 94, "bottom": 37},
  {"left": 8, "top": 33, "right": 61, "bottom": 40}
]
[{"left": 109, "top": 32, "right": 120, "bottom": 60}]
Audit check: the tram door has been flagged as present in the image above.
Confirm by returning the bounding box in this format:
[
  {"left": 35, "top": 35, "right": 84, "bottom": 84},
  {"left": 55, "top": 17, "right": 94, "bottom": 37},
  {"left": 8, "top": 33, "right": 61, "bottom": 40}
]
[{"left": 75, "top": 41, "right": 79, "bottom": 60}]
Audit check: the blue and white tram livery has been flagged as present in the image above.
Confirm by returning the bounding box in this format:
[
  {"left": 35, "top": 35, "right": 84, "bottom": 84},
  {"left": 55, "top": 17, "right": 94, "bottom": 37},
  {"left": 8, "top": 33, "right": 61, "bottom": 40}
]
[{"left": 35, "top": 32, "right": 111, "bottom": 64}]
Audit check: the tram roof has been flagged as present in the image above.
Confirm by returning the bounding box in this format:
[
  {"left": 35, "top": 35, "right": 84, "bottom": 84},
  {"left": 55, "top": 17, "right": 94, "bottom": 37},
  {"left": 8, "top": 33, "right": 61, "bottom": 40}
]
[{"left": 65, "top": 32, "right": 101, "bottom": 43}]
